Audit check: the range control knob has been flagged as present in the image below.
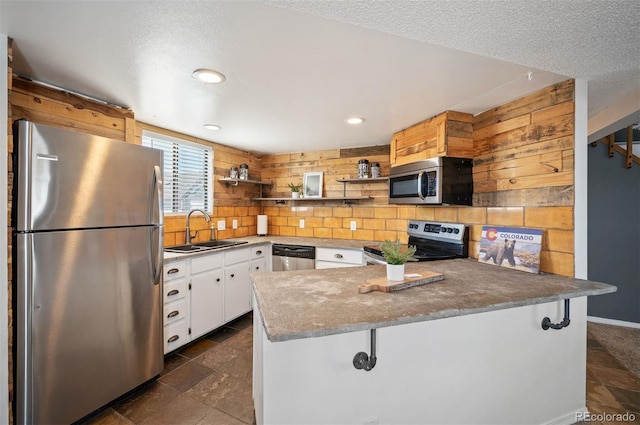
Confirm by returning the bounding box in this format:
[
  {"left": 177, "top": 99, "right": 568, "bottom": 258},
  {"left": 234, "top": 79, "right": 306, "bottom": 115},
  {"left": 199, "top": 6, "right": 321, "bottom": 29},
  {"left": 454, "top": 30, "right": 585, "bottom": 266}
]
[
  {"left": 447, "top": 228, "right": 453, "bottom": 233},
  {"left": 453, "top": 228, "right": 460, "bottom": 234}
]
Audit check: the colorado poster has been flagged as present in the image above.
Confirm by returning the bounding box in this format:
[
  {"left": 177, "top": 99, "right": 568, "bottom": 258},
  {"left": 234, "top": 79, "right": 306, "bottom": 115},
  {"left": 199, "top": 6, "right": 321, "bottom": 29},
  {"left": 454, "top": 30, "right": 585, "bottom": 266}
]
[{"left": 479, "top": 226, "right": 543, "bottom": 274}]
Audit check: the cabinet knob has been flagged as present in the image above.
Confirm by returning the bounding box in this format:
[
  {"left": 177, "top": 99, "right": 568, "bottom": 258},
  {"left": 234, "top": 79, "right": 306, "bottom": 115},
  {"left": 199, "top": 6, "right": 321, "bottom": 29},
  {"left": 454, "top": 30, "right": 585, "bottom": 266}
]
[
  {"left": 230, "top": 273, "right": 235, "bottom": 278},
  {"left": 334, "top": 254, "right": 344, "bottom": 259},
  {"left": 167, "top": 289, "right": 179, "bottom": 296},
  {"left": 256, "top": 250, "right": 262, "bottom": 255},
  {"left": 216, "top": 278, "right": 221, "bottom": 282},
  {"left": 255, "top": 266, "right": 260, "bottom": 270}
]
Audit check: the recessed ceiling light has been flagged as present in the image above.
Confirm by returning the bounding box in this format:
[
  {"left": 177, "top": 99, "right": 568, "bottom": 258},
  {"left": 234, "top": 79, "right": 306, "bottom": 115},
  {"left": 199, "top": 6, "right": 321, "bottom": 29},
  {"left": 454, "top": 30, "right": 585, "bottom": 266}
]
[
  {"left": 346, "top": 117, "right": 365, "bottom": 125},
  {"left": 203, "top": 124, "right": 221, "bottom": 131},
  {"left": 192, "top": 68, "right": 226, "bottom": 84}
]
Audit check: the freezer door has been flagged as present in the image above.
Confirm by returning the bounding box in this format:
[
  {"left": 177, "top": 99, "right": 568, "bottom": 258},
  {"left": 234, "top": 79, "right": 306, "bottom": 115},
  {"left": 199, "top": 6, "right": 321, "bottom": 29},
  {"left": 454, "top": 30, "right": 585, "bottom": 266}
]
[
  {"left": 14, "top": 120, "right": 163, "bottom": 231},
  {"left": 16, "top": 227, "right": 163, "bottom": 425}
]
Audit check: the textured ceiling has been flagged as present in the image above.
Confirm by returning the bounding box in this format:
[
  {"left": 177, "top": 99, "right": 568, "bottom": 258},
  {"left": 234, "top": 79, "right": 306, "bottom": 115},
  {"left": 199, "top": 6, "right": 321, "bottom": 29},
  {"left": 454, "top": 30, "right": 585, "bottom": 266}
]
[
  {"left": 271, "top": 0, "right": 640, "bottom": 117},
  {"left": 1, "top": 0, "right": 638, "bottom": 154}
]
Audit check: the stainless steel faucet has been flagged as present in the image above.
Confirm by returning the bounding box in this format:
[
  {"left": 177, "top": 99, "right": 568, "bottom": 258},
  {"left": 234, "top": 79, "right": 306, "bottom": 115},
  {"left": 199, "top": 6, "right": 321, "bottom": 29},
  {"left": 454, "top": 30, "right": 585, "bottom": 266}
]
[{"left": 186, "top": 209, "right": 211, "bottom": 244}]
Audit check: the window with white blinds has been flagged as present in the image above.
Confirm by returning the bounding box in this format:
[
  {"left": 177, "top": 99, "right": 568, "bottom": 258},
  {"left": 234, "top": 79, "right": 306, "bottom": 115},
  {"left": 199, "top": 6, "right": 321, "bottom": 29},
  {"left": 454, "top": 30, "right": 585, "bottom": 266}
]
[{"left": 142, "top": 131, "right": 213, "bottom": 214}]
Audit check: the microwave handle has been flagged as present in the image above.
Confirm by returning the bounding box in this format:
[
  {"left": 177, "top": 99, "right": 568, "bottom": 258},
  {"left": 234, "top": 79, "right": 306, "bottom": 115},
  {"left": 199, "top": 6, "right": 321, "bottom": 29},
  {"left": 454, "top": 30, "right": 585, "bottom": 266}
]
[{"left": 417, "top": 171, "right": 426, "bottom": 200}]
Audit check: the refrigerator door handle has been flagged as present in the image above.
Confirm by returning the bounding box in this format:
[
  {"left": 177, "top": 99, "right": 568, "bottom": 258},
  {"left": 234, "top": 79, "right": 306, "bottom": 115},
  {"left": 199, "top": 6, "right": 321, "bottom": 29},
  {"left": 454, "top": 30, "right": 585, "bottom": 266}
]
[
  {"left": 153, "top": 165, "right": 164, "bottom": 226},
  {"left": 152, "top": 165, "right": 164, "bottom": 285}
]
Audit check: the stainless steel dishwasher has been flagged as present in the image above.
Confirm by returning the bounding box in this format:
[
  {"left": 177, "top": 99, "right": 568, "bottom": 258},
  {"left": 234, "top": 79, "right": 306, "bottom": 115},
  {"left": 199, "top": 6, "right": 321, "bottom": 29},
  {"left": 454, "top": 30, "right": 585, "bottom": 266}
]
[{"left": 272, "top": 244, "right": 316, "bottom": 271}]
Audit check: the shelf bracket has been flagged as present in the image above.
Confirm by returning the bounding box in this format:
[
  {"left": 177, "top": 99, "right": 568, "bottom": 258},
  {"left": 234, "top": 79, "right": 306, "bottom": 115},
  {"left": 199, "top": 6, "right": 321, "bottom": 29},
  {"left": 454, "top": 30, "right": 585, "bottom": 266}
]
[
  {"left": 275, "top": 200, "right": 285, "bottom": 205},
  {"left": 353, "top": 329, "right": 377, "bottom": 371},
  {"left": 224, "top": 180, "right": 239, "bottom": 187},
  {"left": 541, "top": 299, "right": 571, "bottom": 330}
]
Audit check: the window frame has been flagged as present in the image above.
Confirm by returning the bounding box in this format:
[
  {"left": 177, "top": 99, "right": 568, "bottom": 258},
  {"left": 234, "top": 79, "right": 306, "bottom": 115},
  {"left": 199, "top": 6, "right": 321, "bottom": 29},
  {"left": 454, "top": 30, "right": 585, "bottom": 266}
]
[{"left": 142, "top": 130, "right": 213, "bottom": 215}]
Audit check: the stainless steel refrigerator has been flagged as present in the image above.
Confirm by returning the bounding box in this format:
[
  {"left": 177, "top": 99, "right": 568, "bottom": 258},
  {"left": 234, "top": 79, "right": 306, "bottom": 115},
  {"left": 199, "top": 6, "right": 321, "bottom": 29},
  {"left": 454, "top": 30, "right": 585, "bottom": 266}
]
[{"left": 13, "top": 120, "right": 164, "bottom": 425}]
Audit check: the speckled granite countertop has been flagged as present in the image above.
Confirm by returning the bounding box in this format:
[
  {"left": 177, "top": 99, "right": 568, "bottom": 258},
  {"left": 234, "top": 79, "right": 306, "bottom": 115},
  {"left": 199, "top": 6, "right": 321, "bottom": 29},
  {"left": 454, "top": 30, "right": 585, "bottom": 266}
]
[
  {"left": 164, "top": 235, "right": 372, "bottom": 261},
  {"left": 251, "top": 259, "right": 617, "bottom": 342}
]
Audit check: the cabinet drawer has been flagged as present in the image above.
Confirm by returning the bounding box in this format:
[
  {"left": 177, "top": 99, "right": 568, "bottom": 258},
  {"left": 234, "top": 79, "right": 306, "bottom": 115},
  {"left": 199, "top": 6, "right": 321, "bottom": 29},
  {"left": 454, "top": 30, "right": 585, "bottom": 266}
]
[
  {"left": 316, "top": 247, "right": 363, "bottom": 265},
  {"left": 163, "top": 260, "right": 187, "bottom": 281},
  {"left": 164, "top": 319, "right": 187, "bottom": 354},
  {"left": 164, "top": 278, "right": 187, "bottom": 303},
  {"left": 164, "top": 298, "right": 187, "bottom": 325},
  {"left": 251, "top": 257, "right": 267, "bottom": 274},
  {"left": 226, "top": 247, "right": 250, "bottom": 265},
  {"left": 191, "top": 252, "right": 223, "bottom": 274},
  {"left": 251, "top": 245, "right": 267, "bottom": 259}
]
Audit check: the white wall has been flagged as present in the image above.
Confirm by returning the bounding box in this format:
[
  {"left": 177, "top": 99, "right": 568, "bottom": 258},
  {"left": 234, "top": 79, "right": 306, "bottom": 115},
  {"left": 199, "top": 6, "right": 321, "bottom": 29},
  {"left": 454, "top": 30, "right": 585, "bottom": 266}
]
[
  {"left": 1, "top": 32, "right": 10, "bottom": 425},
  {"left": 574, "top": 79, "right": 588, "bottom": 280},
  {"left": 257, "top": 299, "right": 588, "bottom": 425},
  {"left": 588, "top": 88, "right": 640, "bottom": 143}
]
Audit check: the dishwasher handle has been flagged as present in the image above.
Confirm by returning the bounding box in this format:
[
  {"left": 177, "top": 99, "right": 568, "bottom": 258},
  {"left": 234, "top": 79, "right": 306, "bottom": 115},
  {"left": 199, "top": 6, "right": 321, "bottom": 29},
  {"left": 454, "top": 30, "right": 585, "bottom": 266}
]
[{"left": 272, "top": 244, "right": 316, "bottom": 259}]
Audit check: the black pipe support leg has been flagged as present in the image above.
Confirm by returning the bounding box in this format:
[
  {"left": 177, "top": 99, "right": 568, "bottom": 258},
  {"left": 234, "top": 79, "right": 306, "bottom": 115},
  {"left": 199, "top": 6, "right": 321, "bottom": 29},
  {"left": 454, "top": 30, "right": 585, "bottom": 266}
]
[
  {"left": 353, "top": 329, "right": 377, "bottom": 371},
  {"left": 541, "top": 299, "right": 571, "bottom": 330}
]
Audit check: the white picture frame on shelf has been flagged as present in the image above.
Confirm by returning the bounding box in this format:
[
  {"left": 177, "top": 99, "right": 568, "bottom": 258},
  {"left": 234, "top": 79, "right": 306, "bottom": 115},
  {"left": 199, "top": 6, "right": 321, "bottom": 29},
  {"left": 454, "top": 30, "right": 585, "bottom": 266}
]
[{"left": 303, "top": 172, "right": 323, "bottom": 198}]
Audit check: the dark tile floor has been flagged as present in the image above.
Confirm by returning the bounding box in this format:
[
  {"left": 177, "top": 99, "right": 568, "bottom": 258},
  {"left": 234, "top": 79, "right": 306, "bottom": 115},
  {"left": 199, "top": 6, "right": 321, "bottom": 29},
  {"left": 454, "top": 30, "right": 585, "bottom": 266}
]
[
  {"left": 83, "top": 316, "right": 638, "bottom": 425},
  {"left": 582, "top": 333, "right": 640, "bottom": 425},
  {"left": 83, "top": 313, "right": 255, "bottom": 425}
]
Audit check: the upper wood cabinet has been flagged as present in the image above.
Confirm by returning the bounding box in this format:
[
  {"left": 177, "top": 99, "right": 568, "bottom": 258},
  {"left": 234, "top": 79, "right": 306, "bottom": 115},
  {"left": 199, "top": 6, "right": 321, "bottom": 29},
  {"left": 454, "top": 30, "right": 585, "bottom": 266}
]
[{"left": 390, "top": 110, "right": 474, "bottom": 166}]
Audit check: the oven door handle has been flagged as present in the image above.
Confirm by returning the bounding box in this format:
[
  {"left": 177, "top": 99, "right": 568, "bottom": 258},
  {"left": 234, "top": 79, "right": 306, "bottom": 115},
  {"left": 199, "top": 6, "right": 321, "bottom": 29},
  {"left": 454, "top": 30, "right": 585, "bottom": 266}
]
[
  {"left": 417, "top": 171, "right": 426, "bottom": 200},
  {"left": 364, "top": 255, "right": 388, "bottom": 266}
]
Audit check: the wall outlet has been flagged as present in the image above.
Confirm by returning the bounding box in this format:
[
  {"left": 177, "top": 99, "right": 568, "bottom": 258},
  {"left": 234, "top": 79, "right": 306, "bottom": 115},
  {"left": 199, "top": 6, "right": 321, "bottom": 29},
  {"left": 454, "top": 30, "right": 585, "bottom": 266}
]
[
  {"left": 350, "top": 220, "right": 357, "bottom": 231},
  {"left": 299, "top": 219, "right": 305, "bottom": 229},
  {"left": 217, "top": 220, "right": 226, "bottom": 231},
  {"left": 232, "top": 219, "right": 238, "bottom": 229}
]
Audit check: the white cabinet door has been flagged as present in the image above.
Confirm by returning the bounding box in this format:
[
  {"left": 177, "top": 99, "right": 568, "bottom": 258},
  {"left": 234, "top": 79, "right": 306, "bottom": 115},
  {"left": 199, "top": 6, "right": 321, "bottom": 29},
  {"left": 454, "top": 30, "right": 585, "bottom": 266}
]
[
  {"left": 225, "top": 261, "right": 251, "bottom": 322},
  {"left": 190, "top": 259, "right": 224, "bottom": 340}
]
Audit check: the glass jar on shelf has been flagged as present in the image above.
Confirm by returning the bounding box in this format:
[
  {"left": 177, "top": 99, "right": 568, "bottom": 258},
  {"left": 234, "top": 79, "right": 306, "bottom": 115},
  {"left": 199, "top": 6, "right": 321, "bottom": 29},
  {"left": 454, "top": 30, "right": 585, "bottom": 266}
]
[
  {"left": 358, "top": 159, "right": 369, "bottom": 179},
  {"left": 239, "top": 163, "right": 249, "bottom": 180}
]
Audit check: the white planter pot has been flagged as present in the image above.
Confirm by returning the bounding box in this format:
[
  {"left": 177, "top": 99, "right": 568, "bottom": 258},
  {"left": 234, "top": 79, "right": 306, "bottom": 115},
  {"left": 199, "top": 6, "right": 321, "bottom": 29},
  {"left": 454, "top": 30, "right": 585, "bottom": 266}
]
[
  {"left": 386, "top": 264, "right": 405, "bottom": 281},
  {"left": 292, "top": 192, "right": 300, "bottom": 198}
]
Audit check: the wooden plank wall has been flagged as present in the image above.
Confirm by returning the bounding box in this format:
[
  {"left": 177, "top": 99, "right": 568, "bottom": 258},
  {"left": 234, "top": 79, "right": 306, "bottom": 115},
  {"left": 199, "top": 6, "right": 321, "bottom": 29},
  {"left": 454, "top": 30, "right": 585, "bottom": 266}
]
[
  {"left": 473, "top": 80, "right": 575, "bottom": 206},
  {"left": 262, "top": 145, "right": 389, "bottom": 199},
  {"left": 6, "top": 38, "right": 13, "bottom": 425},
  {"left": 259, "top": 80, "right": 576, "bottom": 277},
  {"left": 472, "top": 79, "right": 575, "bottom": 276},
  {"left": 11, "top": 77, "right": 135, "bottom": 142},
  {"left": 260, "top": 146, "right": 391, "bottom": 240}
]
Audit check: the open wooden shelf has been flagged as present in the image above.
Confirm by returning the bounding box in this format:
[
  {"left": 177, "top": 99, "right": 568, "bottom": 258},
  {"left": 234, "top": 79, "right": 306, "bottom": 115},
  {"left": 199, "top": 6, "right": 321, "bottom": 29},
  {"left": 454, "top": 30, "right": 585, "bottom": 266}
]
[
  {"left": 252, "top": 196, "right": 372, "bottom": 205},
  {"left": 335, "top": 177, "right": 388, "bottom": 183}
]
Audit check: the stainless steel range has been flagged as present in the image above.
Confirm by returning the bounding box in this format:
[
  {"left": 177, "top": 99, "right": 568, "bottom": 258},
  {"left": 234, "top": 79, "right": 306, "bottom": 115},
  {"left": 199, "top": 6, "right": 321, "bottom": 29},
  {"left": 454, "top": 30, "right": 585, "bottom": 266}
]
[{"left": 364, "top": 220, "right": 469, "bottom": 264}]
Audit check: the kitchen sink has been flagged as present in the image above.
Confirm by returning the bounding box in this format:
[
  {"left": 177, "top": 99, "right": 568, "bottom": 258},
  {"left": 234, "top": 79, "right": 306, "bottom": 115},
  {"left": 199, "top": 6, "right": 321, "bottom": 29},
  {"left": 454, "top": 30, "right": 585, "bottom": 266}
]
[
  {"left": 164, "top": 240, "right": 248, "bottom": 253},
  {"left": 195, "top": 240, "right": 248, "bottom": 248}
]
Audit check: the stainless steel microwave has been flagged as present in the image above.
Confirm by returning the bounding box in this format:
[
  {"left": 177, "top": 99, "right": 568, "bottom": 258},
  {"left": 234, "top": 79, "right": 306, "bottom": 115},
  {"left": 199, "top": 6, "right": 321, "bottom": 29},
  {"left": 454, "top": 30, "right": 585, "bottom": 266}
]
[{"left": 388, "top": 157, "right": 473, "bottom": 205}]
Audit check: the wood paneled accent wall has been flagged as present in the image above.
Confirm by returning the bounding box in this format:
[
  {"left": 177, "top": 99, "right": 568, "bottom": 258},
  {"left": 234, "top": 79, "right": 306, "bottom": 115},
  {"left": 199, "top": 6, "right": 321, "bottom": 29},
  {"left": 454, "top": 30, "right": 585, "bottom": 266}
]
[
  {"left": 6, "top": 37, "right": 13, "bottom": 425},
  {"left": 259, "top": 80, "right": 576, "bottom": 277},
  {"left": 11, "top": 77, "right": 135, "bottom": 142},
  {"left": 135, "top": 123, "right": 264, "bottom": 246}
]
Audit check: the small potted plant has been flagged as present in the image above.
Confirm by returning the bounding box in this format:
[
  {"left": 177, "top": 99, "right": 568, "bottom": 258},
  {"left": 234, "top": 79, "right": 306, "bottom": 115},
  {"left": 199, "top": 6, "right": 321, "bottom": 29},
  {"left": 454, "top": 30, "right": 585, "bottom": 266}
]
[
  {"left": 288, "top": 182, "right": 302, "bottom": 198},
  {"left": 380, "top": 240, "right": 417, "bottom": 281}
]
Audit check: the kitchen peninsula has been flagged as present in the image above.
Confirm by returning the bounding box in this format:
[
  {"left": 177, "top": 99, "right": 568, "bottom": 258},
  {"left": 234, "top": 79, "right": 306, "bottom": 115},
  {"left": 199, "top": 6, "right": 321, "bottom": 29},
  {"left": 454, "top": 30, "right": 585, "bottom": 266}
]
[{"left": 251, "top": 260, "right": 616, "bottom": 425}]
